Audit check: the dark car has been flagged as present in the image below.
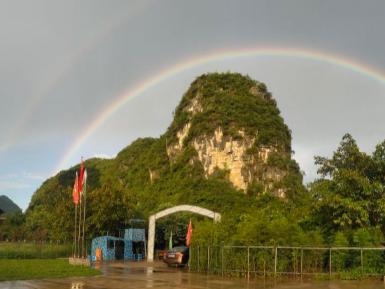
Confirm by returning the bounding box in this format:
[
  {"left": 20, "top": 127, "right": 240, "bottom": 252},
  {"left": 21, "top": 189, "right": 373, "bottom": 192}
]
[{"left": 163, "top": 246, "right": 189, "bottom": 267}]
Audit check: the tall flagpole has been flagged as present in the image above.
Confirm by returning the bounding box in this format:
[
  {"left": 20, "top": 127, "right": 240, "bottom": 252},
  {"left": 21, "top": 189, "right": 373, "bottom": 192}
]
[
  {"left": 82, "top": 170, "right": 87, "bottom": 258},
  {"left": 73, "top": 203, "right": 77, "bottom": 257},
  {"left": 82, "top": 193, "right": 86, "bottom": 258},
  {"left": 72, "top": 172, "right": 79, "bottom": 258},
  {"left": 77, "top": 158, "right": 84, "bottom": 259},
  {"left": 78, "top": 195, "right": 82, "bottom": 258}
]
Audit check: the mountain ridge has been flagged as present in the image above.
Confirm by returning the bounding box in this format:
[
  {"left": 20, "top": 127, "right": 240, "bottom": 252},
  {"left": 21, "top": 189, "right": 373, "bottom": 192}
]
[{"left": 0, "top": 195, "right": 21, "bottom": 215}]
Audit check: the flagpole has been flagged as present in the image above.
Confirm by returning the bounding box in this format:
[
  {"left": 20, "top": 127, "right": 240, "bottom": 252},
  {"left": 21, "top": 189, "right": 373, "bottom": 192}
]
[
  {"left": 82, "top": 191, "right": 86, "bottom": 258},
  {"left": 72, "top": 172, "right": 79, "bottom": 258},
  {"left": 78, "top": 196, "right": 82, "bottom": 258},
  {"left": 82, "top": 171, "right": 87, "bottom": 258},
  {"left": 77, "top": 158, "right": 84, "bottom": 259},
  {"left": 73, "top": 203, "right": 77, "bottom": 258}
]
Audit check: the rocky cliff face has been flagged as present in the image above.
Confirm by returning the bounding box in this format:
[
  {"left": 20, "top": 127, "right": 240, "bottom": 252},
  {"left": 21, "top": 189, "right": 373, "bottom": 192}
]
[
  {"left": 192, "top": 128, "right": 253, "bottom": 190},
  {"left": 165, "top": 73, "right": 301, "bottom": 197},
  {"left": 168, "top": 126, "right": 256, "bottom": 190}
]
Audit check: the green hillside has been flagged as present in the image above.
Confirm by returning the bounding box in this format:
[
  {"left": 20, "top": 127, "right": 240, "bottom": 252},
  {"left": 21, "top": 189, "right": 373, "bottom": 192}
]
[
  {"left": 0, "top": 196, "right": 21, "bottom": 215},
  {"left": 22, "top": 73, "right": 304, "bottom": 244},
  {"left": 3, "top": 72, "right": 385, "bottom": 253}
]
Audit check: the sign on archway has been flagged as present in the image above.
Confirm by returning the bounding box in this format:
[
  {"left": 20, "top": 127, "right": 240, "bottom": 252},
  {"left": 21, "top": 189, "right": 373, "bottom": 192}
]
[{"left": 147, "top": 204, "right": 221, "bottom": 261}]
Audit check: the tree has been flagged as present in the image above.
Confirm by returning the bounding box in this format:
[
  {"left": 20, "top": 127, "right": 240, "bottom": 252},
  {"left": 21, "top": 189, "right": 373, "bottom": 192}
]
[{"left": 311, "top": 134, "right": 385, "bottom": 234}]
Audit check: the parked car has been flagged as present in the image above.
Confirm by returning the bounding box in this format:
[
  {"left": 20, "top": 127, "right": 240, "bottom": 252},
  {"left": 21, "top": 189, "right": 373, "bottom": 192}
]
[
  {"left": 157, "top": 250, "right": 168, "bottom": 260},
  {"left": 163, "top": 246, "right": 189, "bottom": 267}
]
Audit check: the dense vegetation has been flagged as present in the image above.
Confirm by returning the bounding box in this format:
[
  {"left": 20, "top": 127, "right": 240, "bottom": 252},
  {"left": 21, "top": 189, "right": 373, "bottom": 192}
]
[
  {"left": 192, "top": 134, "right": 385, "bottom": 246},
  {"left": 188, "top": 134, "right": 385, "bottom": 277},
  {"left": 166, "top": 73, "right": 291, "bottom": 150},
  {"left": 1, "top": 73, "right": 385, "bottom": 275}
]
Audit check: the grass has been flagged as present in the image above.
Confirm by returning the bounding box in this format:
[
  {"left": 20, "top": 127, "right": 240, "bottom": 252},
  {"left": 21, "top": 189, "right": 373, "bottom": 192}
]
[
  {"left": 0, "top": 259, "right": 101, "bottom": 281},
  {"left": 0, "top": 242, "right": 72, "bottom": 259}
]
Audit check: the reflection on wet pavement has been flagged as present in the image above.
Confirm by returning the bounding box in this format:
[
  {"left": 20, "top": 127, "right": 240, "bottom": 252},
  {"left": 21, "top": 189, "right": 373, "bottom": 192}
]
[
  {"left": 1, "top": 261, "right": 385, "bottom": 289},
  {"left": 70, "top": 282, "right": 84, "bottom": 289}
]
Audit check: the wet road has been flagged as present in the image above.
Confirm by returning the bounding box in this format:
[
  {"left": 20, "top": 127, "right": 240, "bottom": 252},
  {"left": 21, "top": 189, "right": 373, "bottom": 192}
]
[{"left": 1, "top": 261, "right": 385, "bottom": 289}]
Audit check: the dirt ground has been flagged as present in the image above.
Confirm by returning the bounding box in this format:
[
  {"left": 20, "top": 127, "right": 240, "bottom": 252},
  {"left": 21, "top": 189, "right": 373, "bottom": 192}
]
[{"left": 1, "top": 261, "right": 385, "bottom": 289}]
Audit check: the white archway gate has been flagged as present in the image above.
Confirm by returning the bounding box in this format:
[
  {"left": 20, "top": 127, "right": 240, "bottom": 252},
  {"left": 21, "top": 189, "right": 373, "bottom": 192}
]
[{"left": 147, "top": 204, "right": 221, "bottom": 261}]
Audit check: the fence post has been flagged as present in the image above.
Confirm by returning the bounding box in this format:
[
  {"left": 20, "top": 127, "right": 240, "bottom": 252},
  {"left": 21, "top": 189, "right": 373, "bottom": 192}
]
[
  {"left": 329, "top": 248, "right": 332, "bottom": 279},
  {"left": 274, "top": 246, "right": 278, "bottom": 277},
  {"left": 300, "top": 248, "right": 303, "bottom": 278},
  {"left": 264, "top": 259, "right": 266, "bottom": 278},
  {"left": 197, "top": 246, "right": 200, "bottom": 273},
  {"left": 221, "top": 246, "right": 224, "bottom": 277},
  {"left": 207, "top": 246, "right": 210, "bottom": 273},
  {"left": 247, "top": 246, "right": 250, "bottom": 280},
  {"left": 360, "top": 248, "right": 363, "bottom": 274}
]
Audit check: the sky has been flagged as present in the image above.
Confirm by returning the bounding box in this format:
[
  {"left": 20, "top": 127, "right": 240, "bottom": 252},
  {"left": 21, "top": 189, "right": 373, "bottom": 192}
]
[{"left": 1, "top": 0, "right": 385, "bottom": 210}]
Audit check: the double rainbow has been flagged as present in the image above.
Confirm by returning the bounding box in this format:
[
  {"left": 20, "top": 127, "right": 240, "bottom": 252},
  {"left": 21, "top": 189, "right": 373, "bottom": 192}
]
[{"left": 54, "top": 47, "right": 385, "bottom": 173}]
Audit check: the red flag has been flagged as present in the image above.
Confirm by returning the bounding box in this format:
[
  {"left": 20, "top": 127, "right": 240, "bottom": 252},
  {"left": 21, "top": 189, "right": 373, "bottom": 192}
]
[
  {"left": 186, "top": 220, "right": 193, "bottom": 247},
  {"left": 78, "top": 158, "right": 84, "bottom": 197},
  {"left": 72, "top": 172, "right": 79, "bottom": 205}
]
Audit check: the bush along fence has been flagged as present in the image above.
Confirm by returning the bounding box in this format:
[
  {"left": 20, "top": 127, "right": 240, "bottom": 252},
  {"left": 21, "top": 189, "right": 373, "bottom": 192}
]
[
  {"left": 189, "top": 245, "right": 385, "bottom": 279},
  {"left": 0, "top": 241, "right": 72, "bottom": 259}
]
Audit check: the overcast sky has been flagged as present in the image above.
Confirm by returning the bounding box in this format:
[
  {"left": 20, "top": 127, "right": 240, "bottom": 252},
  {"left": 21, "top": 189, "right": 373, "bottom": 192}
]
[{"left": 1, "top": 0, "right": 385, "bottom": 210}]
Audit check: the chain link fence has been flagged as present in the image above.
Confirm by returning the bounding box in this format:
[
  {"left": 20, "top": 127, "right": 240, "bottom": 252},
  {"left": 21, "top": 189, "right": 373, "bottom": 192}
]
[{"left": 189, "top": 245, "right": 385, "bottom": 278}]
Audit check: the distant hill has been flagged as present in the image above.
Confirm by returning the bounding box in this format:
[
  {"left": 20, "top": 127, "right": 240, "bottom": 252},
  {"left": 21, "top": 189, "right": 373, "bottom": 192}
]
[
  {"left": 25, "top": 72, "right": 305, "bottom": 241},
  {"left": 0, "top": 195, "right": 21, "bottom": 215}
]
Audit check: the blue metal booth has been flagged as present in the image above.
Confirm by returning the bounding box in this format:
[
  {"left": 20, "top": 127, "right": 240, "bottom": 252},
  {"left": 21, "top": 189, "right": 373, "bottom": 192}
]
[{"left": 91, "top": 228, "right": 146, "bottom": 261}]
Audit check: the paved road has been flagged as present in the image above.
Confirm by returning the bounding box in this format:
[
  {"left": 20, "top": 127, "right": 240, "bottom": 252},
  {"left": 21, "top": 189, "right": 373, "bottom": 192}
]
[{"left": 1, "top": 261, "right": 385, "bottom": 289}]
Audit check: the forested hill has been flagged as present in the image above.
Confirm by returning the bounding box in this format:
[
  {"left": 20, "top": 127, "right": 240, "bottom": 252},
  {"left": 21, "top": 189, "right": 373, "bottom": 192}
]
[
  {"left": 25, "top": 72, "right": 305, "bottom": 241},
  {"left": 0, "top": 195, "right": 21, "bottom": 215},
  {"left": 20, "top": 72, "right": 385, "bottom": 250}
]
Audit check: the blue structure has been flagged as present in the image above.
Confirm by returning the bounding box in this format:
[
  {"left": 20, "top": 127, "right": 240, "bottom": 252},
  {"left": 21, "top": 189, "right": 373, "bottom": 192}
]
[
  {"left": 90, "top": 236, "right": 124, "bottom": 261},
  {"left": 125, "top": 228, "right": 145, "bottom": 242},
  {"left": 91, "top": 228, "right": 146, "bottom": 262}
]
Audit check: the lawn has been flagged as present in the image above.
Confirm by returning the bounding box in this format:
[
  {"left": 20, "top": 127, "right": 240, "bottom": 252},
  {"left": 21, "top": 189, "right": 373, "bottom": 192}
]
[
  {"left": 0, "top": 242, "right": 72, "bottom": 259},
  {"left": 0, "top": 259, "right": 101, "bottom": 281}
]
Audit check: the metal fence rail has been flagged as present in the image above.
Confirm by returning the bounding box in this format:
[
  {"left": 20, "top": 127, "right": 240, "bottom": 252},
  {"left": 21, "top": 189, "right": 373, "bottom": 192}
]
[{"left": 189, "top": 245, "right": 385, "bottom": 278}]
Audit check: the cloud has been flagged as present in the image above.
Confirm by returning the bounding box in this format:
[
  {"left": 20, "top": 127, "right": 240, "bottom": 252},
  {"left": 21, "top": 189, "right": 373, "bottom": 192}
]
[
  {"left": 92, "top": 153, "right": 115, "bottom": 159},
  {"left": 0, "top": 143, "right": 8, "bottom": 151},
  {"left": 0, "top": 171, "right": 46, "bottom": 196},
  {"left": 22, "top": 172, "right": 46, "bottom": 180},
  {"left": 0, "top": 171, "right": 46, "bottom": 180},
  {"left": 0, "top": 181, "right": 31, "bottom": 190}
]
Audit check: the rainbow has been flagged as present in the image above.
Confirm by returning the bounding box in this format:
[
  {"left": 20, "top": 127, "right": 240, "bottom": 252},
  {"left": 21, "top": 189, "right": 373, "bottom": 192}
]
[
  {"left": 0, "top": 7, "right": 144, "bottom": 155},
  {"left": 54, "top": 46, "right": 385, "bottom": 173}
]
